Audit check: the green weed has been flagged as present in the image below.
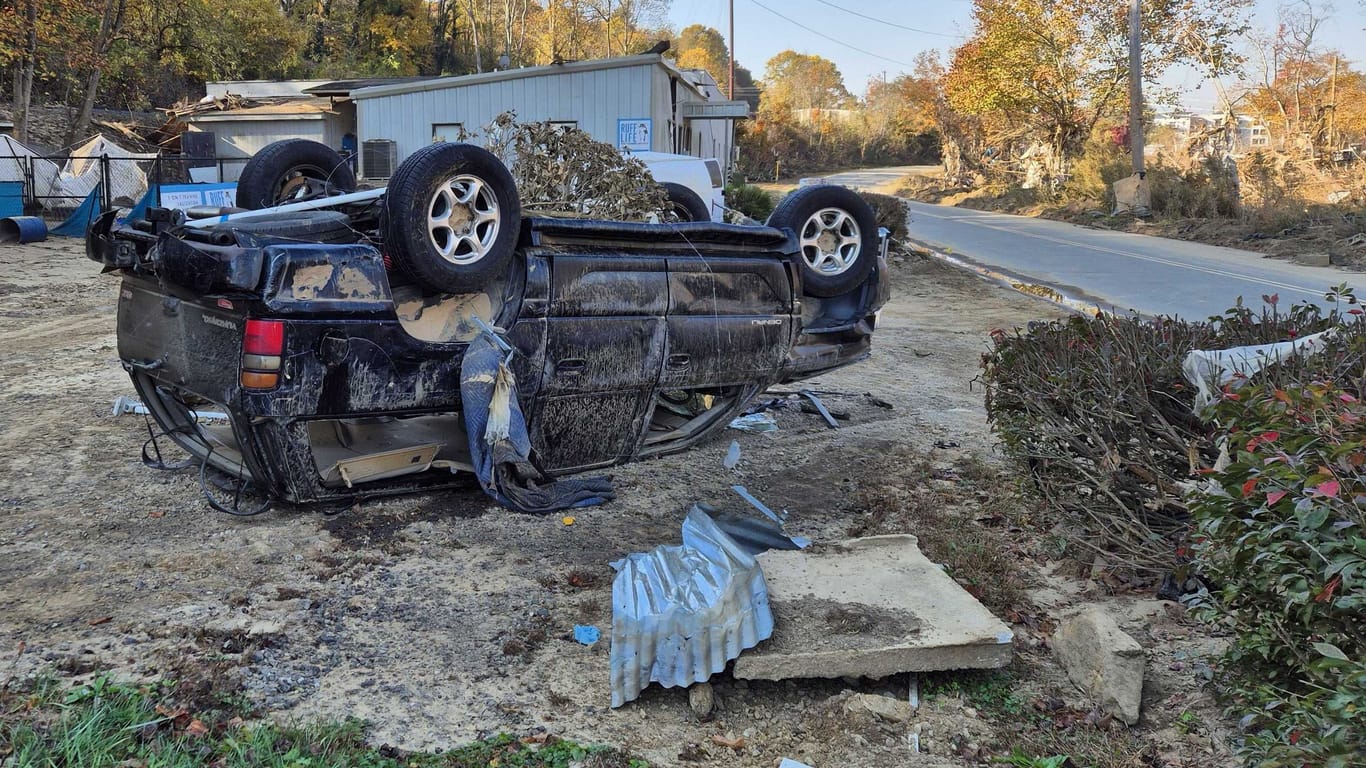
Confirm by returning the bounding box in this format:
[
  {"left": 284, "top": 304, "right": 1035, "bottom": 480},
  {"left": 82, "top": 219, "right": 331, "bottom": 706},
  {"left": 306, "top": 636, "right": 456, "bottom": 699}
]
[{"left": 0, "top": 677, "right": 648, "bottom": 768}]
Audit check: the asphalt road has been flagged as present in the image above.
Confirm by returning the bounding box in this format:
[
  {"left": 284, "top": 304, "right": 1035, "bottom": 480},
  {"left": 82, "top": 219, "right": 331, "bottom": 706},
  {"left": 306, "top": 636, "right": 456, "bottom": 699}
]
[{"left": 820, "top": 168, "right": 1355, "bottom": 319}]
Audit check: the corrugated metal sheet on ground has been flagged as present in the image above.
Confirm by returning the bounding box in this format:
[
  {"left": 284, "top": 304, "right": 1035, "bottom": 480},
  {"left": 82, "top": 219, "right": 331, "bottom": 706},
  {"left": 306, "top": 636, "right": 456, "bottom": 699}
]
[{"left": 610, "top": 507, "right": 774, "bottom": 707}]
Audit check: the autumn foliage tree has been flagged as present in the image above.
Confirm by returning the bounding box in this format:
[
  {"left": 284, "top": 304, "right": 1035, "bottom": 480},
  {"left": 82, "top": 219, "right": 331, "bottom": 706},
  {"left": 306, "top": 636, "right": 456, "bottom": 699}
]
[
  {"left": 736, "top": 49, "right": 938, "bottom": 180},
  {"left": 1, "top": 0, "right": 687, "bottom": 147},
  {"left": 942, "top": 0, "right": 1249, "bottom": 180},
  {"left": 1243, "top": 1, "right": 1366, "bottom": 155}
]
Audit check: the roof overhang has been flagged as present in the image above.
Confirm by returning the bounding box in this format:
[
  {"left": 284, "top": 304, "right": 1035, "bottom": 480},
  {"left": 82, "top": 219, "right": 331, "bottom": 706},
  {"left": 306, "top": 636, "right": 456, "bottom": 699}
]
[
  {"left": 680, "top": 101, "right": 751, "bottom": 120},
  {"left": 187, "top": 112, "right": 329, "bottom": 123}
]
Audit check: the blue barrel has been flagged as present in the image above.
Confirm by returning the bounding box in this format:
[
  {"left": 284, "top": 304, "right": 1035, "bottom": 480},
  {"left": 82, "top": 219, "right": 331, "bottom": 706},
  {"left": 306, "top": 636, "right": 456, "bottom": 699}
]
[
  {"left": 0, "top": 216, "right": 47, "bottom": 244},
  {"left": 0, "top": 181, "right": 22, "bottom": 219}
]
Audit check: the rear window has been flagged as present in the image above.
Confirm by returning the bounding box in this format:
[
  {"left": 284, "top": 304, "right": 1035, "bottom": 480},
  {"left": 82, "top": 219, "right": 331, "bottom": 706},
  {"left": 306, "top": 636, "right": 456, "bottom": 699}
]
[{"left": 703, "top": 159, "right": 723, "bottom": 189}]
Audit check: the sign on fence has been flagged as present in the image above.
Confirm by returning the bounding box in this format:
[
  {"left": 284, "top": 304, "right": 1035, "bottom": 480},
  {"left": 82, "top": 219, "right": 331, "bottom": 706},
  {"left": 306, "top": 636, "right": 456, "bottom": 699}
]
[{"left": 160, "top": 182, "right": 236, "bottom": 210}]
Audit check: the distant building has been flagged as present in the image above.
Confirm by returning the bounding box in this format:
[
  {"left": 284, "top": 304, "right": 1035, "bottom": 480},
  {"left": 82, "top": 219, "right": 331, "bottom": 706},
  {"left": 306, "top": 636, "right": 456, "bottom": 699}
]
[
  {"left": 789, "top": 108, "right": 859, "bottom": 126},
  {"left": 1150, "top": 111, "right": 1271, "bottom": 154}
]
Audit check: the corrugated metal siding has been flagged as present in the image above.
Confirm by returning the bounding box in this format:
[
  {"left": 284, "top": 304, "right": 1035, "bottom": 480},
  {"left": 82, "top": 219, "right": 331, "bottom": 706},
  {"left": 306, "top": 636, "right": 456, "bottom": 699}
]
[{"left": 356, "top": 64, "right": 656, "bottom": 177}]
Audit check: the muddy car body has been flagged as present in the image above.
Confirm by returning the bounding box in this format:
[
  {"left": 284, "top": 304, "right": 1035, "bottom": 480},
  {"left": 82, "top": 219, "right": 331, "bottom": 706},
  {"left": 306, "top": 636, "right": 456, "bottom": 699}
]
[{"left": 89, "top": 141, "right": 888, "bottom": 508}]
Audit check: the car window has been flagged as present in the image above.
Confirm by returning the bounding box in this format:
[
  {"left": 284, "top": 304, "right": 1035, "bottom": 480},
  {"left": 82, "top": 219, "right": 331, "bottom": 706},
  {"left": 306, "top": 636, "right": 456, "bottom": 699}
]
[{"left": 704, "top": 159, "right": 723, "bottom": 189}]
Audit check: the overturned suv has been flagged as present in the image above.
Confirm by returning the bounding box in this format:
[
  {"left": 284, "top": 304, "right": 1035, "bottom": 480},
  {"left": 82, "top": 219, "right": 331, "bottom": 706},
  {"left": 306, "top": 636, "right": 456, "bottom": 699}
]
[{"left": 88, "top": 140, "right": 889, "bottom": 510}]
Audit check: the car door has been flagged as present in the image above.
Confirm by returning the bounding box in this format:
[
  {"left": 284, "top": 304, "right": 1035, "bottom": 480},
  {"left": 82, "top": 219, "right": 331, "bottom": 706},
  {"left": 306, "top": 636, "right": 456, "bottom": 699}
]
[
  {"left": 661, "top": 255, "right": 796, "bottom": 388},
  {"left": 529, "top": 252, "right": 667, "bottom": 473}
]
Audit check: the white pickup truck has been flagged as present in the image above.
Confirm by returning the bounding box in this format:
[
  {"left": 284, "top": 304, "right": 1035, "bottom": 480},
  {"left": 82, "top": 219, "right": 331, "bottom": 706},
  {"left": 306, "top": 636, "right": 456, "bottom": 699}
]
[{"left": 632, "top": 151, "right": 727, "bottom": 223}]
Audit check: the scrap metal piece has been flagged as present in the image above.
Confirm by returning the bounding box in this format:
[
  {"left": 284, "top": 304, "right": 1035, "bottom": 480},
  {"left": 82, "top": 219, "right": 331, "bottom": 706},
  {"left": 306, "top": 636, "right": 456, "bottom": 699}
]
[
  {"left": 609, "top": 508, "right": 775, "bottom": 708},
  {"left": 799, "top": 390, "right": 840, "bottom": 429},
  {"left": 112, "top": 395, "right": 228, "bottom": 422},
  {"left": 703, "top": 505, "right": 809, "bottom": 556},
  {"left": 731, "top": 485, "right": 783, "bottom": 523}
]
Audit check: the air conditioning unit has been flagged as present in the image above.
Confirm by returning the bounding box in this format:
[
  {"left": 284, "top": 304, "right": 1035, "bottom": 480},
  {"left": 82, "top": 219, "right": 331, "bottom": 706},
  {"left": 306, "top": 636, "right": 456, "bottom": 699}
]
[{"left": 362, "top": 139, "right": 398, "bottom": 180}]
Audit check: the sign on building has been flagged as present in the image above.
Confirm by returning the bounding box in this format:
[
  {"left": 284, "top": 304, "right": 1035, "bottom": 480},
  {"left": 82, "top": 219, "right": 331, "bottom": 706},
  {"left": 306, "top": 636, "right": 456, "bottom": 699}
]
[{"left": 617, "top": 118, "right": 652, "bottom": 151}]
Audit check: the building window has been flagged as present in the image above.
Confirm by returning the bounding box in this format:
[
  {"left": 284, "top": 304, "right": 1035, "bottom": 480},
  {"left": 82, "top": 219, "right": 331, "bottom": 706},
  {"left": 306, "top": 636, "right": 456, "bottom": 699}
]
[
  {"left": 432, "top": 123, "right": 465, "bottom": 143},
  {"left": 549, "top": 120, "right": 578, "bottom": 132}
]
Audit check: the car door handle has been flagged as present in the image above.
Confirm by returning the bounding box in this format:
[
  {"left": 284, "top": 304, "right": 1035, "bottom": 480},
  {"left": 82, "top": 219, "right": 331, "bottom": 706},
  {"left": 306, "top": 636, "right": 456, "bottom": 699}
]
[
  {"left": 556, "top": 358, "right": 586, "bottom": 374},
  {"left": 666, "top": 354, "right": 690, "bottom": 369}
]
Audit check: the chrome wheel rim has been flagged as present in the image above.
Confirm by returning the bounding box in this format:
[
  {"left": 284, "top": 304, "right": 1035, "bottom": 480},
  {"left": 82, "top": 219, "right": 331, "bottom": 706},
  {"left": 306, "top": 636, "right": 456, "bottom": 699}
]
[
  {"left": 799, "top": 207, "right": 861, "bottom": 276},
  {"left": 427, "top": 174, "right": 501, "bottom": 265}
]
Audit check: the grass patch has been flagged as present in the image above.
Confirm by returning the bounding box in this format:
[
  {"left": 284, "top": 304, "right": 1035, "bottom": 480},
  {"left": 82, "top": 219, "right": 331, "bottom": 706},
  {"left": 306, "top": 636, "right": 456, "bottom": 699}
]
[
  {"left": 921, "top": 668, "right": 1026, "bottom": 719},
  {"left": 850, "top": 452, "right": 1035, "bottom": 614},
  {"left": 0, "top": 674, "right": 648, "bottom": 768}
]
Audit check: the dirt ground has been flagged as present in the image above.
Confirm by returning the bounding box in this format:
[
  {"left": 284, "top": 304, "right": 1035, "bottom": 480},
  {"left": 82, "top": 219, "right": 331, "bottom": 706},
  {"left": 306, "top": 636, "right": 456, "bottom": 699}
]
[{"left": 0, "top": 237, "right": 1235, "bottom": 766}]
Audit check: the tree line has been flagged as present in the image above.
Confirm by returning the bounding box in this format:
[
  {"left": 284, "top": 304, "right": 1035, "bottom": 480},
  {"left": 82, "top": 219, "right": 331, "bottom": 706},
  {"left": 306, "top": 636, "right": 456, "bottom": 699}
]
[{"left": 0, "top": 0, "right": 691, "bottom": 146}]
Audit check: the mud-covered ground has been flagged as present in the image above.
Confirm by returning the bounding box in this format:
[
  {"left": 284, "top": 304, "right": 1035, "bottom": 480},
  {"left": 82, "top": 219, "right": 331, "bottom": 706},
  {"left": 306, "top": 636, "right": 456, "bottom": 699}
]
[{"left": 0, "top": 239, "right": 1233, "bottom": 766}]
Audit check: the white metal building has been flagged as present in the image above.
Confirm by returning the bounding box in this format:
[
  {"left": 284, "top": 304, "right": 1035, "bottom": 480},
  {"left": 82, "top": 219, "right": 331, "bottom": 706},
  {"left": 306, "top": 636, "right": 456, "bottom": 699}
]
[{"left": 351, "top": 54, "right": 747, "bottom": 180}]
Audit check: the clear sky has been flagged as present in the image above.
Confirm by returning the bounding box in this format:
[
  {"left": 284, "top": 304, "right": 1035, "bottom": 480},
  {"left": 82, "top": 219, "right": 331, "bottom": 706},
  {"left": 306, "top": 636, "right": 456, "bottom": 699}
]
[{"left": 667, "top": 0, "right": 1366, "bottom": 111}]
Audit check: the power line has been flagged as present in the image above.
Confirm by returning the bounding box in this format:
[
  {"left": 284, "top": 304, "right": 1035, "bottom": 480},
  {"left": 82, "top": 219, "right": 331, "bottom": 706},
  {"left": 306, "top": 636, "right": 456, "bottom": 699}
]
[
  {"left": 744, "top": 0, "right": 914, "bottom": 67},
  {"left": 806, "top": 0, "right": 961, "bottom": 38}
]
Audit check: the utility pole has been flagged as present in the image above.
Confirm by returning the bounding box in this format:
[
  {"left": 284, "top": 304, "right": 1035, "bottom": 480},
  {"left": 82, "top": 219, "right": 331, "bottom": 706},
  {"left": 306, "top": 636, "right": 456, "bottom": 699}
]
[
  {"left": 1128, "top": 0, "right": 1143, "bottom": 175},
  {"left": 1327, "top": 55, "right": 1339, "bottom": 152},
  {"left": 728, "top": 0, "right": 736, "bottom": 99}
]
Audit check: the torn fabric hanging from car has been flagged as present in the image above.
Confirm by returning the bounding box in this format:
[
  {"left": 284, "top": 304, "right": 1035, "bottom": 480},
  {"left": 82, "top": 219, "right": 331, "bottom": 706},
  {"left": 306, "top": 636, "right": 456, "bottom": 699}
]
[
  {"left": 609, "top": 506, "right": 775, "bottom": 707},
  {"left": 460, "top": 330, "right": 614, "bottom": 513}
]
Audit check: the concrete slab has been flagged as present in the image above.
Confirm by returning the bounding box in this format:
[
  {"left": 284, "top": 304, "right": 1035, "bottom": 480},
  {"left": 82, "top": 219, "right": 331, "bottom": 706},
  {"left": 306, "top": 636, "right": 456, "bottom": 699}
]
[{"left": 732, "top": 534, "right": 1013, "bottom": 680}]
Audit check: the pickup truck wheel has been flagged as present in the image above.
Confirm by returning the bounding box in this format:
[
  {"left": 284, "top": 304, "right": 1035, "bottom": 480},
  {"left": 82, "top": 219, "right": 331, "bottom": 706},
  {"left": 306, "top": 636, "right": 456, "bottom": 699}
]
[
  {"left": 383, "top": 142, "right": 521, "bottom": 294},
  {"left": 767, "top": 185, "right": 877, "bottom": 297},
  {"left": 661, "top": 182, "right": 710, "bottom": 222},
  {"left": 236, "top": 139, "right": 357, "bottom": 209}
]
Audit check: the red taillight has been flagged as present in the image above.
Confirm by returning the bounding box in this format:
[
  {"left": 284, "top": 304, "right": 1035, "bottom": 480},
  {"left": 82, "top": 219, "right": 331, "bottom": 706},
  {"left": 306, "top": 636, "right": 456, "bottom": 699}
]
[
  {"left": 242, "top": 319, "right": 284, "bottom": 390},
  {"left": 243, "top": 319, "right": 284, "bottom": 356}
]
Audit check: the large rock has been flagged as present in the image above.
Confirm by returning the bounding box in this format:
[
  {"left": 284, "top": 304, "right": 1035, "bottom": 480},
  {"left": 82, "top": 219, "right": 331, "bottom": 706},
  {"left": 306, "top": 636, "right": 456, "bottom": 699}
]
[{"left": 1052, "top": 606, "right": 1144, "bottom": 725}]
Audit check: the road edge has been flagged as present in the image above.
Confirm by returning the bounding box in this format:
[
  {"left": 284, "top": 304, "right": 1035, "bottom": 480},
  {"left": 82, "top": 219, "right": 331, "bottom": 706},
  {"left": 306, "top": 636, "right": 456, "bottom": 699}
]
[{"left": 902, "top": 236, "right": 1105, "bottom": 317}]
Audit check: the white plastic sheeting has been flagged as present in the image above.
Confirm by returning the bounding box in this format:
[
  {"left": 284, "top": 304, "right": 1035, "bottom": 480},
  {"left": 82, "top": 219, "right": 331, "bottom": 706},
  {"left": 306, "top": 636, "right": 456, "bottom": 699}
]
[
  {"left": 0, "top": 135, "right": 59, "bottom": 197},
  {"left": 1181, "top": 328, "right": 1338, "bottom": 410},
  {"left": 51, "top": 135, "right": 157, "bottom": 207}
]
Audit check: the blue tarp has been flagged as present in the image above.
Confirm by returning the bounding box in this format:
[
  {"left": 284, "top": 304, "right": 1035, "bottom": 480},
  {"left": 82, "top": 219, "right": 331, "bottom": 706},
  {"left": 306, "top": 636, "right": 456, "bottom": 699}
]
[
  {"left": 121, "top": 184, "right": 158, "bottom": 224},
  {"left": 50, "top": 188, "right": 102, "bottom": 237},
  {"left": 460, "top": 331, "right": 614, "bottom": 513}
]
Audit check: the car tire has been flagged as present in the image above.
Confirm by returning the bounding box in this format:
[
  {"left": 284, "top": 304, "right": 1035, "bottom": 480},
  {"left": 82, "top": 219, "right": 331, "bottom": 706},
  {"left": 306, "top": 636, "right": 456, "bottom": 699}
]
[
  {"left": 235, "top": 139, "right": 358, "bottom": 209},
  {"left": 382, "top": 142, "right": 521, "bottom": 294},
  {"left": 206, "top": 211, "right": 359, "bottom": 245},
  {"left": 766, "top": 185, "right": 878, "bottom": 297},
  {"left": 661, "top": 182, "right": 710, "bottom": 222}
]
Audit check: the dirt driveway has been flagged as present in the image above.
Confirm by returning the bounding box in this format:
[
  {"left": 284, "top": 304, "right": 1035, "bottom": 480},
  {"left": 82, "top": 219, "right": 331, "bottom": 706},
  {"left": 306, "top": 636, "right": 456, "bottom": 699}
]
[{"left": 2, "top": 238, "right": 1221, "bottom": 767}]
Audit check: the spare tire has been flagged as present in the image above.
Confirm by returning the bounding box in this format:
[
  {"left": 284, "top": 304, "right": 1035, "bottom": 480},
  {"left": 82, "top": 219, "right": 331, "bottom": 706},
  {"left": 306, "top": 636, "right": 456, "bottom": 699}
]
[
  {"left": 236, "top": 139, "right": 357, "bottom": 209},
  {"left": 206, "top": 211, "right": 358, "bottom": 245},
  {"left": 661, "top": 182, "right": 710, "bottom": 222},
  {"left": 382, "top": 142, "right": 521, "bottom": 294},
  {"left": 766, "top": 185, "right": 878, "bottom": 298}
]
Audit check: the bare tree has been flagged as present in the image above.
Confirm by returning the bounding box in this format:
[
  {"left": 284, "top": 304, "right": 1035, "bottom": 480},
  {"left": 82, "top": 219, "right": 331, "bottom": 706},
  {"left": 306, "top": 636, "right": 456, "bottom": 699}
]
[{"left": 69, "top": 0, "right": 129, "bottom": 146}]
